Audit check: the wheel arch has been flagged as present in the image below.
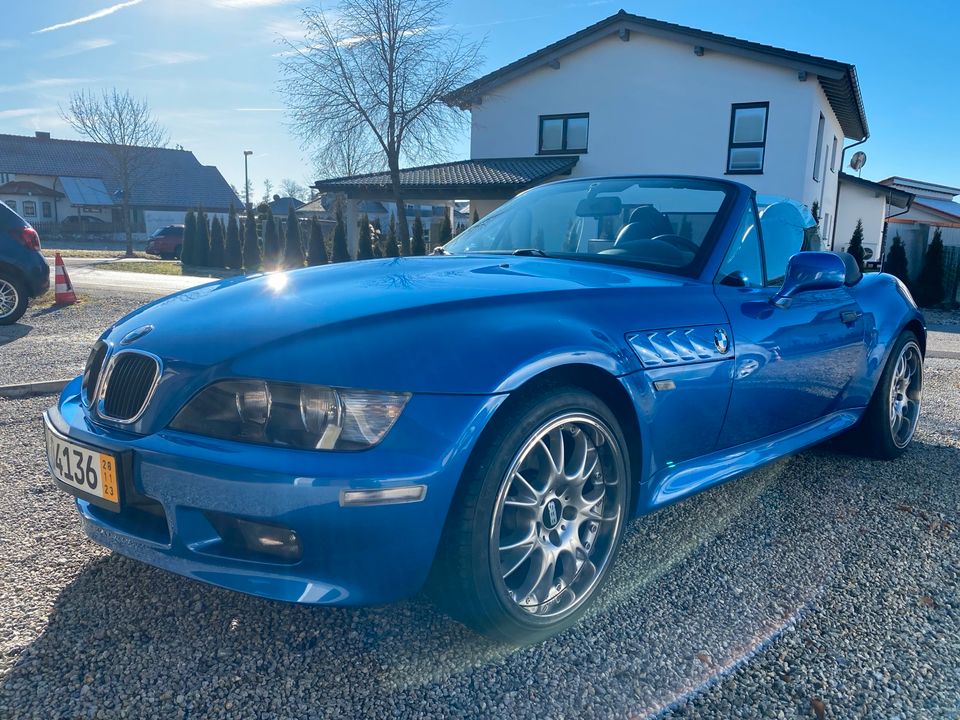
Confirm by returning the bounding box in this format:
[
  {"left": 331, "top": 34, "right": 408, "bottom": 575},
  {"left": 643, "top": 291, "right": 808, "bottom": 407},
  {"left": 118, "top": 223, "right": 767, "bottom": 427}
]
[
  {"left": 447, "top": 362, "right": 645, "bottom": 531},
  {"left": 904, "top": 318, "right": 926, "bottom": 356},
  {"left": 506, "top": 363, "right": 643, "bottom": 505},
  {"left": 426, "top": 360, "right": 646, "bottom": 603},
  {"left": 0, "top": 261, "right": 28, "bottom": 288}
]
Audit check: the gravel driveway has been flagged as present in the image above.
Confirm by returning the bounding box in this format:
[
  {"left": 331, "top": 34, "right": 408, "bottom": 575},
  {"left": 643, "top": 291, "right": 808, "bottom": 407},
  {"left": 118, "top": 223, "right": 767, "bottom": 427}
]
[
  {"left": 0, "top": 295, "right": 150, "bottom": 386},
  {"left": 1, "top": 356, "right": 957, "bottom": 719}
]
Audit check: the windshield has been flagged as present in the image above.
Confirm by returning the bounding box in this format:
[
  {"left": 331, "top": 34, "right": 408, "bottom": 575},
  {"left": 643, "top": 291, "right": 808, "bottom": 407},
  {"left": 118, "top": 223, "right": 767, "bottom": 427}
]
[{"left": 446, "top": 177, "right": 736, "bottom": 276}]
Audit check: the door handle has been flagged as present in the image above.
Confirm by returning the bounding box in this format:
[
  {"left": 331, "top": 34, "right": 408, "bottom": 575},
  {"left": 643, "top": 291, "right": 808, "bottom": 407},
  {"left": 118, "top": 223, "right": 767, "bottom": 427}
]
[{"left": 840, "top": 310, "right": 862, "bottom": 324}]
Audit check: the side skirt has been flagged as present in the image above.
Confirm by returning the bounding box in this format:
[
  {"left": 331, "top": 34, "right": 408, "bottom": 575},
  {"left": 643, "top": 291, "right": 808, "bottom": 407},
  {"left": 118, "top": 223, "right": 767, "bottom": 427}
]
[{"left": 639, "top": 408, "right": 864, "bottom": 513}]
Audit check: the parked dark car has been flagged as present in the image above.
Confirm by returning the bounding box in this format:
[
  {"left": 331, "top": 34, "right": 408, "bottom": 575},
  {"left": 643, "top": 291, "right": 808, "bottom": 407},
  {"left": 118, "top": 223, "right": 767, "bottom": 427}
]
[
  {"left": 1, "top": 203, "right": 49, "bottom": 324},
  {"left": 144, "top": 225, "right": 184, "bottom": 260}
]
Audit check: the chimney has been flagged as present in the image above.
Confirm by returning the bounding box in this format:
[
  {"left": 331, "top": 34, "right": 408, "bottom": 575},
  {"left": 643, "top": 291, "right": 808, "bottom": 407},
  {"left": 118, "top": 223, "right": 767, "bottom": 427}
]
[{"left": 35, "top": 131, "right": 51, "bottom": 140}]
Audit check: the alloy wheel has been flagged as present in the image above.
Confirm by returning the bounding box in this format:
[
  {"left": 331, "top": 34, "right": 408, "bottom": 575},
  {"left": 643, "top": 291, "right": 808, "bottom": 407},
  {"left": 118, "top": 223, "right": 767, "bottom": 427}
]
[
  {"left": 0, "top": 278, "right": 19, "bottom": 320},
  {"left": 889, "top": 341, "right": 922, "bottom": 448},
  {"left": 490, "top": 413, "right": 626, "bottom": 619}
]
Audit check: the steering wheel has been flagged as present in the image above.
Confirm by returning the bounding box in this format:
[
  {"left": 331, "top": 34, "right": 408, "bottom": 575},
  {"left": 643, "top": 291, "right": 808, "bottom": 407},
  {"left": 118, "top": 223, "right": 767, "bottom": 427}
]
[{"left": 650, "top": 234, "right": 699, "bottom": 254}]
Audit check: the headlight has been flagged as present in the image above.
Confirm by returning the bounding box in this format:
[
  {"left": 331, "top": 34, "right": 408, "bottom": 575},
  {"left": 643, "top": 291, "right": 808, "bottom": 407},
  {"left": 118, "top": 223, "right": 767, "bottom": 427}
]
[{"left": 170, "top": 380, "right": 410, "bottom": 451}]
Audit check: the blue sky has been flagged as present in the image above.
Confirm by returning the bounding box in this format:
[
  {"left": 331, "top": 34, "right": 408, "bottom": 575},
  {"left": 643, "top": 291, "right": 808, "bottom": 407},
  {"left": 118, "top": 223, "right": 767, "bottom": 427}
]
[{"left": 1, "top": 0, "right": 957, "bottom": 196}]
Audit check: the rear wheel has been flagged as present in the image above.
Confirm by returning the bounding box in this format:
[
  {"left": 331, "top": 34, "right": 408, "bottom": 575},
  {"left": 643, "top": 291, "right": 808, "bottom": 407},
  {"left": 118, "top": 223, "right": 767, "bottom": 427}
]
[
  {"left": 0, "top": 274, "right": 28, "bottom": 325},
  {"left": 855, "top": 331, "right": 923, "bottom": 459},
  {"left": 433, "top": 387, "right": 631, "bottom": 643}
]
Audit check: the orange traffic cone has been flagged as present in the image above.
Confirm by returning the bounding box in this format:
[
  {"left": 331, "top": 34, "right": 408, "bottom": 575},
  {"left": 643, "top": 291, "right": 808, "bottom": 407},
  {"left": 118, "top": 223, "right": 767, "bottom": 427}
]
[{"left": 54, "top": 253, "right": 77, "bottom": 305}]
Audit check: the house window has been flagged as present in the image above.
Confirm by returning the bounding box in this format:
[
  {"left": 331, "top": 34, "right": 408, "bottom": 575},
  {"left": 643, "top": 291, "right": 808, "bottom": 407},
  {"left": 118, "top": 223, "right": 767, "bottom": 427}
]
[
  {"left": 538, "top": 113, "right": 589, "bottom": 154},
  {"left": 813, "top": 114, "right": 825, "bottom": 181},
  {"left": 42, "top": 201, "right": 52, "bottom": 218},
  {"left": 727, "top": 103, "right": 768, "bottom": 174},
  {"left": 830, "top": 136, "right": 838, "bottom": 172},
  {"left": 22, "top": 200, "right": 36, "bottom": 217},
  {"left": 0, "top": 173, "right": 10, "bottom": 184},
  {"left": 4, "top": 200, "right": 14, "bottom": 211}
]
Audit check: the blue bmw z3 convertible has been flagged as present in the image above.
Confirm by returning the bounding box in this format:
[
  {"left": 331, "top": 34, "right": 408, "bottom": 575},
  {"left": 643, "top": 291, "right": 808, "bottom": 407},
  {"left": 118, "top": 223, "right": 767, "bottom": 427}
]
[{"left": 43, "top": 176, "right": 924, "bottom": 641}]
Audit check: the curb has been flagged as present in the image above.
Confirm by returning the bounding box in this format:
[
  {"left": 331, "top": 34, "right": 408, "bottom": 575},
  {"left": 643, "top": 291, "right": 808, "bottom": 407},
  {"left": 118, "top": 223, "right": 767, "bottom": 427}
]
[
  {"left": 0, "top": 379, "right": 72, "bottom": 399},
  {"left": 928, "top": 350, "right": 960, "bottom": 360}
]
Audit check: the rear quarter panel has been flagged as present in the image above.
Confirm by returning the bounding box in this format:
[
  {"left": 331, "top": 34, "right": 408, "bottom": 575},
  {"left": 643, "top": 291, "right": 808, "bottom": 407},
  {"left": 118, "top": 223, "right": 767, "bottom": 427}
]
[{"left": 845, "top": 272, "right": 925, "bottom": 406}]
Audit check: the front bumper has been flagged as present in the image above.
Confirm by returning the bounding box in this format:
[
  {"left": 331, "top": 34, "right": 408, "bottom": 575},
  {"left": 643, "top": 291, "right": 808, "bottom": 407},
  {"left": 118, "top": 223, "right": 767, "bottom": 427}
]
[{"left": 48, "top": 377, "right": 505, "bottom": 605}]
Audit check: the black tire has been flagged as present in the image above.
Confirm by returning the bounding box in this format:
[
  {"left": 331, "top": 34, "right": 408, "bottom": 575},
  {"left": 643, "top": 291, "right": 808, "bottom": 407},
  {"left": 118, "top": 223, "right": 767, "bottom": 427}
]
[
  {"left": 431, "top": 386, "right": 632, "bottom": 643},
  {"left": 853, "top": 330, "right": 923, "bottom": 459},
  {"left": 0, "top": 273, "right": 28, "bottom": 326}
]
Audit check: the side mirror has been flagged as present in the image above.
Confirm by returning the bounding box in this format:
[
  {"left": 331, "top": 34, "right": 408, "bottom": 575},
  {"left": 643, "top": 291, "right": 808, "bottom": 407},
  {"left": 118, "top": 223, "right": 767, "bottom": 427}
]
[{"left": 771, "top": 252, "right": 846, "bottom": 308}]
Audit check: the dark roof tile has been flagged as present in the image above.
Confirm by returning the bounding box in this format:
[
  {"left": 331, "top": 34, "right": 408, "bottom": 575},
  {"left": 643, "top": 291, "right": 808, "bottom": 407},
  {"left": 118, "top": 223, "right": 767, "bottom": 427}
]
[
  {"left": 0, "top": 134, "right": 241, "bottom": 211},
  {"left": 313, "top": 156, "right": 579, "bottom": 197}
]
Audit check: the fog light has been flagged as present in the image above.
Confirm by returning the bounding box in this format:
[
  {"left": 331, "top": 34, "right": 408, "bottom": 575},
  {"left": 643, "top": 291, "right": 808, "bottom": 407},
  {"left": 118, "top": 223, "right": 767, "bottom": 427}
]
[
  {"left": 207, "top": 513, "right": 301, "bottom": 562},
  {"left": 340, "top": 485, "right": 427, "bottom": 507}
]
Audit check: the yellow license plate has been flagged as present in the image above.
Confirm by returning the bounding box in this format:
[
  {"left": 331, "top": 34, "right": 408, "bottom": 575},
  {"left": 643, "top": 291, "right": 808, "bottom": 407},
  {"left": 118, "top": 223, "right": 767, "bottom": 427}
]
[{"left": 44, "top": 418, "right": 120, "bottom": 509}]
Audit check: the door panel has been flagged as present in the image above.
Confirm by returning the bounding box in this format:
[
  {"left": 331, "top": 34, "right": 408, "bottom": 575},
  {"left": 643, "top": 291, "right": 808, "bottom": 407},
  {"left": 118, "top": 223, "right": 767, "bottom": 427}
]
[{"left": 715, "top": 284, "right": 865, "bottom": 448}]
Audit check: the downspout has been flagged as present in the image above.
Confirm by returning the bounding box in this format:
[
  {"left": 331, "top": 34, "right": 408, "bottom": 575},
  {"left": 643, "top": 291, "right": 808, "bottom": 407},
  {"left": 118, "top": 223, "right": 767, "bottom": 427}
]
[
  {"left": 878, "top": 195, "right": 913, "bottom": 267},
  {"left": 832, "top": 136, "right": 868, "bottom": 250}
]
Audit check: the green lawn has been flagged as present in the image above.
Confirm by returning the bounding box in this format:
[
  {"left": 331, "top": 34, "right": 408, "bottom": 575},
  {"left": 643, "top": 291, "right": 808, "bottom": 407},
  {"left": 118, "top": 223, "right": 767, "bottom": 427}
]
[
  {"left": 42, "top": 249, "right": 151, "bottom": 259},
  {"left": 95, "top": 261, "right": 242, "bottom": 278}
]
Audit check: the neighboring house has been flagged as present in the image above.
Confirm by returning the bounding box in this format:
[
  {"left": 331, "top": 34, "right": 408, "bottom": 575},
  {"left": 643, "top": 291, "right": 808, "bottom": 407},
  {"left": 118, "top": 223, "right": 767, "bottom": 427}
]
[
  {"left": 877, "top": 176, "right": 960, "bottom": 279},
  {"left": 313, "top": 10, "right": 871, "bottom": 255},
  {"left": 833, "top": 173, "right": 912, "bottom": 265},
  {"left": 266, "top": 195, "right": 305, "bottom": 216},
  {"left": 0, "top": 131, "right": 241, "bottom": 239}
]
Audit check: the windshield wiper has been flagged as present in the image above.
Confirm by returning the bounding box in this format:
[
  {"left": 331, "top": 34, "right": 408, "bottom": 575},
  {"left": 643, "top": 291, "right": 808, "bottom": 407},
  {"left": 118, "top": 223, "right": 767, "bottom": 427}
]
[{"left": 512, "top": 248, "right": 550, "bottom": 257}]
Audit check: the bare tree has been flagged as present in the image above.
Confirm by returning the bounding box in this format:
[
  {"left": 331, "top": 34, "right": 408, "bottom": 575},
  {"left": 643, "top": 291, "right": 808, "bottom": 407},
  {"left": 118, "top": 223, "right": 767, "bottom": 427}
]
[
  {"left": 60, "top": 89, "right": 167, "bottom": 256},
  {"left": 280, "top": 0, "right": 482, "bottom": 246},
  {"left": 261, "top": 178, "right": 275, "bottom": 204},
  {"left": 279, "top": 178, "right": 308, "bottom": 201}
]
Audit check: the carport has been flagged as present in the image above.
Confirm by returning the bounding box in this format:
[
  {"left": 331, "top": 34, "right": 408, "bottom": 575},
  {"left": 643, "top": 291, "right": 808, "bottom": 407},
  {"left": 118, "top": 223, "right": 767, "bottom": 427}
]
[{"left": 311, "top": 156, "right": 579, "bottom": 255}]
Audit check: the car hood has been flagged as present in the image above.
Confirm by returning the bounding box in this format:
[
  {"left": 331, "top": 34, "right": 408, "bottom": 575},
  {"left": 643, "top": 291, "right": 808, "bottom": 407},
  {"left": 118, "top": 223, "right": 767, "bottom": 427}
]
[{"left": 103, "top": 256, "right": 725, "bottom": 399}]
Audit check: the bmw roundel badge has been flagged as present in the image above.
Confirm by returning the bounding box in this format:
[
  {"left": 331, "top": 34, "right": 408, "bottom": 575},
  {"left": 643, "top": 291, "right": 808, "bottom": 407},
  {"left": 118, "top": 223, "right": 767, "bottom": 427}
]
[{"left": 714, "top": 328, "right": 729, "bottom": 354}]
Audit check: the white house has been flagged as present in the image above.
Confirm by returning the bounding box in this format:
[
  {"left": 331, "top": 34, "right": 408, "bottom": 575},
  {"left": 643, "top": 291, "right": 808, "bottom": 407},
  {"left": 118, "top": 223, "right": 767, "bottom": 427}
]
[
  {"left": 313, "top": 11, "right": 876, "bottom": 255},
  {"left": 833, "top": 173, "right": 912, "bottom": 265}
]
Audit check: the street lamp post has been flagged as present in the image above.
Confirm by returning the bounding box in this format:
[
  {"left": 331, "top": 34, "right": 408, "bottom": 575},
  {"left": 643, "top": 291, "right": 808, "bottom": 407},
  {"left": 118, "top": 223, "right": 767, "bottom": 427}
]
[{"left": 243, "top": 150, "right": 253, "bottom": 210}]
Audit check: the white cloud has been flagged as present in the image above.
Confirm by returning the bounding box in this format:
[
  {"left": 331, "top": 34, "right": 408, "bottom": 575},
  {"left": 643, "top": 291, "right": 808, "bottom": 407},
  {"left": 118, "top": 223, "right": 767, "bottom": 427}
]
[
  {"left": 45, "top": 38, "right": 115, "bottom": 59},
  {"left": 0, "top": 108, "right": 42, "bottom": 120},
  {"left": 213, "top": 0, "right": 296, "bottom": 7},
  {"left": 33, "top": 0, "right": 145, "bottom": 34},
  {"left": 137, "top": 51, "right": 207, "bottom": 67},
  {"left": 0, "top": 78, "right": 93, "bottom": 93}
]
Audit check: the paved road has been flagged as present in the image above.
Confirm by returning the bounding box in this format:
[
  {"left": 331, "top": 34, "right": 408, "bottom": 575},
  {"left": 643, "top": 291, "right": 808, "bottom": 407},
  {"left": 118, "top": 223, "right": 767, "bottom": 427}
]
[{"left": 53, "top": 257, "right": 212, "bottom": 298}]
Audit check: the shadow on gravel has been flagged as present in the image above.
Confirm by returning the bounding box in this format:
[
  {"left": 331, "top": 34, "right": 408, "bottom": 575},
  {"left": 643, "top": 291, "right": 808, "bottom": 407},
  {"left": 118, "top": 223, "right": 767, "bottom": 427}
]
[
  {"left": 2, "top": 444, "right": 957, "bottom": 719},
  {"left": 33, "top": 303, "right": 77, "bottom": 317},
  {"left": 0, "top": 324, "right": 31, "bottom": 347}
]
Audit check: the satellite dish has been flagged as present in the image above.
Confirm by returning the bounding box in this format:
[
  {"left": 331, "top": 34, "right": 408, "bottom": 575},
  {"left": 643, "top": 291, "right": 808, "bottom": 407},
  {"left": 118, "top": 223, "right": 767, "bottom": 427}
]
[{"left": 849, "top": 151, "right": 867, "bottom": 172}]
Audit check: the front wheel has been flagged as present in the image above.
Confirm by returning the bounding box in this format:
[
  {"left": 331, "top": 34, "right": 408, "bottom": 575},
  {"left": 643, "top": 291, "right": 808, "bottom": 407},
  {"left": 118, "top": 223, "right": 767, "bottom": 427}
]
[
  {"left": 433, "top": 387, "right": 631, "bottom": 643},
  {"left": 856, "top": 331, "right": 923, "bottom": 459}
]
